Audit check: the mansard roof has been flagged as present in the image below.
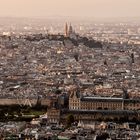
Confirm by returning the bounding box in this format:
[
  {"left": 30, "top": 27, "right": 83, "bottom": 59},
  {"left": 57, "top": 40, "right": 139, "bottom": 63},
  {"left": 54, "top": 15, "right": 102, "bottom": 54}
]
[
  {"left": 69, "top": 90, "right": 81, "bottom": 98},
  {"left": 81, "top": 96, "right": 123, "bottom": 102}
]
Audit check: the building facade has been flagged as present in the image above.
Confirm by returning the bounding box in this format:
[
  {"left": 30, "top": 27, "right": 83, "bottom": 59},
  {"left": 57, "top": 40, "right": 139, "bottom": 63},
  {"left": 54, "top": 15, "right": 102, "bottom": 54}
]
[
  {"left": 47, "top": 88, "right": 140, "bottom": 124},
  {"left": 69, "top": 89, "right": 140, "bottom": 111},
  {"left": 47, "top": 108, "right": 60, "bottom": 124}
]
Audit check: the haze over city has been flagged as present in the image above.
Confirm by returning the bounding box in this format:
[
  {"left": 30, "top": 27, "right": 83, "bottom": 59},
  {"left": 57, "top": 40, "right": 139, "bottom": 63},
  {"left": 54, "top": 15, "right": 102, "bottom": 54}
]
[
  {"left": 1, "top": 0, "right": 140, "bottom": 139},
  {"left": 0, "top": 0, "right": 140, "bottom": 18}
]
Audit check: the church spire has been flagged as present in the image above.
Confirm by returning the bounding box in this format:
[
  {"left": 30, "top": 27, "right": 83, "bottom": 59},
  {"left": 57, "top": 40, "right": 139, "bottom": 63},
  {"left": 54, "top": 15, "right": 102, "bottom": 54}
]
[{"left": 64, "top": 22, "right": 68, "bottom": 37}]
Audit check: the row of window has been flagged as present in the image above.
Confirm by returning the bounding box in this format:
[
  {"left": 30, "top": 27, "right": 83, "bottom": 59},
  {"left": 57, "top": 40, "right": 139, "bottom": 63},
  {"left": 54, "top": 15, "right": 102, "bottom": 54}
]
[
  {"left": 126, "top": 103, "right": 140, "bottom": 107},
  {"left": 70, "top": 102, "right": 122, "bottom": 110},
  {"left": 70, "top": 106, "right": 80, "bottom": 110},
  {"left": 70, "top": 100, "right": 140, "bottom": 111}
]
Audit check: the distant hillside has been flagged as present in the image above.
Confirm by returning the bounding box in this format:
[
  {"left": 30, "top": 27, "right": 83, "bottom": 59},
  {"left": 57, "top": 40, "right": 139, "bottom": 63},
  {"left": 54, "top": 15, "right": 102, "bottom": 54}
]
[{"left": 24, "top": 33, "right": 103, "bottom": 49}]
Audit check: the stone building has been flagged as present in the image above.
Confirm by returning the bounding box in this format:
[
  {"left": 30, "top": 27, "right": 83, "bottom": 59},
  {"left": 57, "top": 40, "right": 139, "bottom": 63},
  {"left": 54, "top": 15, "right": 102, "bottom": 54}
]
[
  {"left": 47, "top": 108, "right": 60, "bottom": 124},
  {"left": 69, "top": 88, "right": 140, "bottom": 111},
  {"left": 47, "top": 87, "right": 140, "bottom": 124},
  {"left": 69, "top": 89, "right": 124, "bottom": 111}
]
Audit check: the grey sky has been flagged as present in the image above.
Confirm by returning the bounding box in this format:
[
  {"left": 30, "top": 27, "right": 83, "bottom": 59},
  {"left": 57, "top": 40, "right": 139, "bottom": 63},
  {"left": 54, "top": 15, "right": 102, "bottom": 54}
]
[{"left": 0, "top": 0, "right": 140, "bottom": 18}]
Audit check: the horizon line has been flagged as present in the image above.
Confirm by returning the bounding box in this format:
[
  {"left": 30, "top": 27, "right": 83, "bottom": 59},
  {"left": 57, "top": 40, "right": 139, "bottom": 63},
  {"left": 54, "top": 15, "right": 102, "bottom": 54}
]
[{"left": 0, "top": 15, "right": 140, "bottom": 19}]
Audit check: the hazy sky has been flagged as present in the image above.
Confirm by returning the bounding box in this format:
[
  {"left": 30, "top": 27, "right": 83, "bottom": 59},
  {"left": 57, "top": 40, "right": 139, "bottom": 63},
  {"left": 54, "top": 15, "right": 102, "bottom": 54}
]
[{"left": 0, "top": 0, "right": 140, "bottom": 18}]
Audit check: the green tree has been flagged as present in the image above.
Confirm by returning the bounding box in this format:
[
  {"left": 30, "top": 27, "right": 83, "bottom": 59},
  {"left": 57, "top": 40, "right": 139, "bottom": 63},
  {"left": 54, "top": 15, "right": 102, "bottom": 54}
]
[
  {"left": 66, "top": 114, "right": 74, "bottom": 127},
  {"left": 96, "top": 132, "right": 109, "bottom": 140}
]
